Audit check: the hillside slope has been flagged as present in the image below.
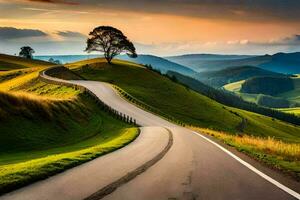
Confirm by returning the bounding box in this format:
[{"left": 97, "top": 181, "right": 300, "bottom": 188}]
[
  {"left": 166, "top": 54, "right": 254, "bottom": 72},
  {"left": 118, "top": 54, "right": 196, "bottom": 76},
  {"left": 69, "top": 58, "right": 300, "bottom": 143},
  {"left": 0, "top": 55, "right": 138, "bottom": 193},
  {"left": 166, "top": 54, "right": 266, "bottom": 72},
  {"left": 194, "top": 66, "right": 286, "bottom": 87},
  {"left": 0, "top": 54, "right": 53, "bottom": 71}
]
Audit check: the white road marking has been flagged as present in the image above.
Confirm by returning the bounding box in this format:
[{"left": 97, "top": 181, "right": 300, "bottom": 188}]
[{"left": 192, "top": 131, "right": 300, "bottom": 200}]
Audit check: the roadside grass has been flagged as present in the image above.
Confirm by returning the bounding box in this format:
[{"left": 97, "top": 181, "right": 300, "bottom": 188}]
[
  {"left": 69, "top": 58, "right": 242, "bottom": 132},
  {"left": 0, "top": 71, "right": 138, "bottom": 194},
  {"left": 69, "top": 58, "right": 300, "bottom": 142},
  {"left": 191, "top": 127, "right": 300, "bottom": 180},
  {"left": 0, "top": 127, "right": 139, "bottom": 194},
  {"left": 0, "top": 89, "right": 135, "bottom": 158},
  {"left": 16, "top": 78, "right": 81, "bottom": 99}
]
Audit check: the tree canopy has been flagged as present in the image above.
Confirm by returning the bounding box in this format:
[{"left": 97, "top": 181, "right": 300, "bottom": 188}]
[
  {"left": 85, "top": 26, "right": 137, "bottom": 63},
  {"left": 19, "top": 46, "right": 35, "bottom": 59}
]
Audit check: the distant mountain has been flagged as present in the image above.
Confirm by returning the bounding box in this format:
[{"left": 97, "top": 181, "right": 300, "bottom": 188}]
[
  {"left": 165, "top": 54, "right": 256, "bottom": 72},
  {"left": 166, "top": 52, "right": 300, "bottom": 74},
  {"left": 194, "top": 66, "right": 287, "bottom": 88},
  {"left": 118, "top": 54, "right": 196, "bottom": 76},
  {"left": 259, "top": 52, "right": 300, "bottom": 74},
  {"left": 35, "top": 55, "right": 99, "bottom": 64}
]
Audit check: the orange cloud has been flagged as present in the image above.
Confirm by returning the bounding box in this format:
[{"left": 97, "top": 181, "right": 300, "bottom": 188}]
[{"left": 28, "top": 0, "right": 78, "bottom": 5}]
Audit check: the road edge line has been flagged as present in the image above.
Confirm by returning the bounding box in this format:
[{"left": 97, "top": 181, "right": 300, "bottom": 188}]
[
  {"left": 192, "top": 131, "right": 300, "bottom": 199},
  {"left": 84, "top": 128, "right": 174, "bottom": 200}
]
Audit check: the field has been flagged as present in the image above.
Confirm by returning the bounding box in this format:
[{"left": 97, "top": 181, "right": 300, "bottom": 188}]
[
  {"left": 223, "top": 80, "right": 245, "bottom": 92},
  {"left": 0, "top": 55, "right": 138, "bottom": 194},
  {"left": 279, "top": 107, "right": 300, "bottom": 116},
  {"left": 69, "top": 58, "right": 300, "bottom": 143}
]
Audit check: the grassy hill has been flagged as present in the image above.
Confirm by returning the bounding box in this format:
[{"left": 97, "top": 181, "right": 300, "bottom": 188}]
[
  {"left": 194, "top": 66, "right": 286, "bottom": 87},
  {"left": 0, "top": 54, "right": 53, "bottom": 71},
  {"left": 68, "top": 58, "right": 300, "bottom": 143},
  {"left": 0, "top": 55, "right": 138, "bottom": 194}
]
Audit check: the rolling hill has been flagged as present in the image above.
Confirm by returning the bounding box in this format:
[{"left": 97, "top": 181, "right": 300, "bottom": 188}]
[
  {"left": 260, "top": 52, "right": 300, "bottom": 74},
  {"left": 240, "top": 77, "right": 295, "bottom": 95},
  {"left": 193, "top": 66, "right": 286, "bottom": 87},
  {"left": 166, "top": 54, "right": 262, "bottom": 72},
  {"left": 111, "top": 54, "right": 196, "bottom": 76},
  {"left": 224, "top": 74, "right": 300, "bottom": 108},
  {"left": 35, "top": 54, "right": 100, "bottom": 64},
  {"left": 0, "top": 54, "right": 138, "bottom": 194},
  {"left": 68, "top": 58, "right": 300, "bottom": 143},
  {"left": 37, "top": 54, "right": 196, "bottom": 77},
  {"left": 165, "top": 54, "right": 254, "bottom": 72},
  {"left": 0, "top": 54, "right": 53, "bottom": 71}
]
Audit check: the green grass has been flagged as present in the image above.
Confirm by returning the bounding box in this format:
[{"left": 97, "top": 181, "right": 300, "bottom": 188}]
[
  {"left": 69, "top": 58, "right": 300, "bottom": 143},
  {"left": 0, "top": 90, "right": 135, "bottom": 161},
  {"left": 0, "top": 82, "right": 138, "bottom": 194},
  {"left": 0, "top": 127, "right": 138, "bottom": 194}
]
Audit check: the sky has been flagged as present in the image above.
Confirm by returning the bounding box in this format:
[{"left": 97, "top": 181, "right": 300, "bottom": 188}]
[{"left": 0, "top": 0, "right": 300, "bottom": 56}]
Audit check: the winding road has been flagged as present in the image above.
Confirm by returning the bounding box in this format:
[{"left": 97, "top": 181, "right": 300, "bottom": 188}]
[{"left": 1, "top": 71, "right": 300, "bottom": 200}]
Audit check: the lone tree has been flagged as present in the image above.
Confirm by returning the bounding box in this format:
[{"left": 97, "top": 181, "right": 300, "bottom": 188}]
[
  {"left": 85, "top": 26, "right": 137, "bottom": 64},
  {"left": 19, "top": 46, "right": 35, "bottom": 59}
]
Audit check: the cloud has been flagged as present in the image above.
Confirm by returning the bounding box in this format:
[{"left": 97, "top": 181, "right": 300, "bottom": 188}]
[
  {"left": 3, "top": 0, "right": 300, "bottom": 23},
  {"left": 0, "top": 27, "right": 48, "bottom": 40},
  {"left": 274, "top": 35, "right": 300, "bottom": 46},
  {"left": 56, "top": 31, "right": 86, "bottom": 38},
  {"left": 28, "top": 0, "right": 78, "bottom": 5},
  {"left": 71, "top": 0, "right": 300, "bottom": 23}
]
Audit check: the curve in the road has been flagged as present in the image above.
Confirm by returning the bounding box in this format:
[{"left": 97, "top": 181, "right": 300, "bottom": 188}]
[
  {"left": 85, "top": 128, "right": 173, "bottom": 200},
  {"left": 43, "top": 67, "right": 300, "bottom": 199},
  {"left": 2, "top": 66, "right": 299, "bottom": 200}
]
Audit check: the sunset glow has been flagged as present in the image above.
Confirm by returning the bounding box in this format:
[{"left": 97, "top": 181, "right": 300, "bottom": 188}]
[{"left": 1, "top": 0, "right": 300, "bottom": 55}]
